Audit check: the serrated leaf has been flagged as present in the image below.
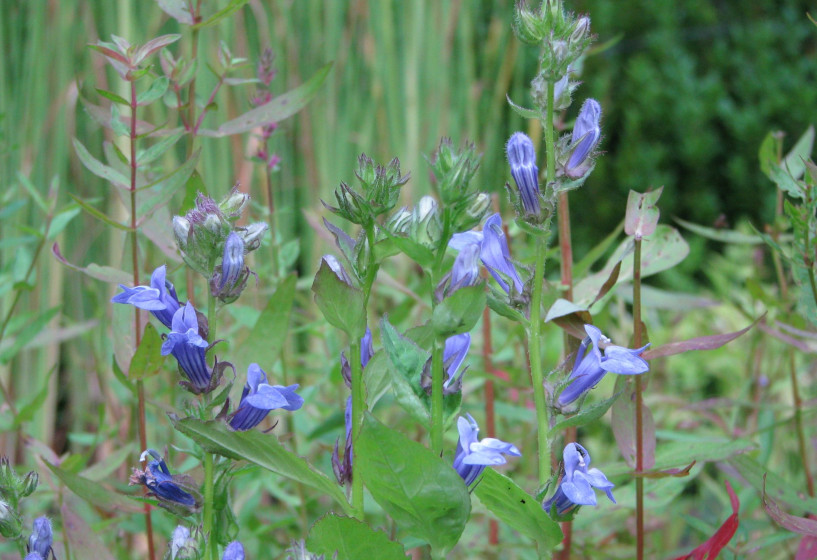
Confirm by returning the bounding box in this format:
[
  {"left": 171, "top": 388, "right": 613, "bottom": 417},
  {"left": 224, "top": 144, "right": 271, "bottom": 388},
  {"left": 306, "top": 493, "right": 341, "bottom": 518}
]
[
  {"left": 611, "top": 376, "right": 655, "bottom": 470},
  {"left": 212, "top": 63, "right": 333, "bottom": 136},
  {"left": 45, "top": 462, "right": 141, "bottom": 513},
  {"left": 311, "top": 259, "right": 365, "bottom": 337},
  {"left": 171, "top": 417, "right": 352, "bottom": 514},
  {"left": 729, "top": 455, "right": 817, "bottom": 513},
  {"left": 128, "top": 323, "right": 166, "bottom": 380},
  {"left": 306, "top": 514, "right": 408, "bottom": 560},
  {"left": 431, "top": 285, "right": 486, "bottom": 337},
  {"left": 473, "top": 469, "right": 562, "bottom": 551},
  {"left": 133, "top": 35, "right": 181, "bottom": 65},
  {"left": 357, "top": 413, "right": 470, "bottom": 553}
]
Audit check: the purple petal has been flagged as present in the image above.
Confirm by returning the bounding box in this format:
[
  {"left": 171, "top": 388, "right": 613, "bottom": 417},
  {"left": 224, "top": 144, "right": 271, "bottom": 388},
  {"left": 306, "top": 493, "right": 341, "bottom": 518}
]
[
  {"left": 245, "top": 385, "right": 290, "bottom": 410},
  {"left": 449, "top": 231, "right": 484, "bottom": 252},
  {"left": 601, "top": 345, "right": 649, "bottom": 374},
  {"left": 562, "top": 476, "right": 598, "bottom": 506},
  {"left": 246, "top": 363, "right": 267, "bottom": 392}
]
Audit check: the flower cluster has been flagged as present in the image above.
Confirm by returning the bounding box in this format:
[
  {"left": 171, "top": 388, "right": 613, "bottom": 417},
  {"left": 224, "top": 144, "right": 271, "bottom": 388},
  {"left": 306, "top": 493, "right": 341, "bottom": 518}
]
[{"left": 450, "top": 213, "right": 524, "bottom": 296}]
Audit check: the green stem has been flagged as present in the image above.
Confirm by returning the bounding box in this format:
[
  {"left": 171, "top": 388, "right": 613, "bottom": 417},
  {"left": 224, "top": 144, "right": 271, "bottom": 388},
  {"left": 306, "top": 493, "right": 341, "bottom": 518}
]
[
  {"left": 430, "top": 337, "right": 445, "bottom": 455},
  {"left": 349, "top": 338, "right": 364, "bottom": 516},
  {"left": 633, "top": 238, "right": 645, "bottom": 560},
  {"left": 202, "top": 451, "right": 216, "bottom": 560},
  {"left": 528, "top": 237, "right": 550, "bottom": 485}
]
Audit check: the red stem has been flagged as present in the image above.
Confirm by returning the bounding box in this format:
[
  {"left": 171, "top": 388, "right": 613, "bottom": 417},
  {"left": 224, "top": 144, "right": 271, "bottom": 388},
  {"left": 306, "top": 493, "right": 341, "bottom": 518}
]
[{"left": 633, "top": 238, "right": 644, "bottom": 560}]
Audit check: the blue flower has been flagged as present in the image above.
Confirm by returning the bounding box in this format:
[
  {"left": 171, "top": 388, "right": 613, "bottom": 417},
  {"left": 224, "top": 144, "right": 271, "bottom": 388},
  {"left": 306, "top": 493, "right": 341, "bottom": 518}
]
[
  {"left": 27, "top": 517, "right": 52, "bottom": 560},
  {"left": 112, "top": 265, "right": 180, "bottom": 329},
  {"left": 443, "top": 333, "right": 471, "bottom": 392},
  {"left": 211, "top": 231, "right": 250, "bottom": 302},
  {"left": 170, "top": 525, "right": 197, "bottom": 558},
  {"left": 161, "top": 302, "right": 212, "bottom": 393},
  {"left": 130, "top": 450, "right": 198, "bottom": 510},
  {"left": 506, "top": 132, "right": 540, "bottom": 217},
  {"left": 543, "top": 443, "right": 615, "bottom": 515},
  {"left": 229, "top": 364, "right": 303, "bottom": 431},
  {"left": 565, "top": 99, "right": 601, "bottom": 178},
  {"left": 558, "top": 324, "right": 649, "bottom": 406},
  {"left": 222, "top": 541, "right": 245, "bottom": 560},
  {"left": 450, "top": 213, "right": 524, "bottom": 294},
  {"left": 450, "top": 242, "right": 481, "bottom": 292},
  {"left": 452, "top": 414, "right": 521, "bottom": 486}
]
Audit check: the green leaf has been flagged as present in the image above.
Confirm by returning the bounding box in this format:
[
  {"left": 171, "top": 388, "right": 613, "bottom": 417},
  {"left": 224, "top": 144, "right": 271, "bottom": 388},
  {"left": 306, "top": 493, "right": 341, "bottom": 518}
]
[
  {"left": 386, "top": 234, "right": 435, "bottom": 269},
  {"left": 506, "top": 94, "right": 540, "bottom": 120},
  {"left": 128, "top": 323, "right": 166, "bottom": 380},
  {"left": 110, "top": 104, "right": 130, "bottom": 137},
  {"left": 137, "top": 133, "right": 183, "bottom": 166},
  {"left": 52, "top": 242, "right": 132, "bottom": 284},
  {"left": 730, "top": 454, "right": 817, "bottom": 513},
  {"left": 549, "top": 392, "right": 621, "bottom": 434},
  {"left": 783, "top": 125, "right": 815, "bottom": 181},
  {"left": 238, "top": 275, "right": 296, "bottom": 369},
  {"left": 17, "top": 173, "right": 49, "bottom": 213},
  {"left": 193, "top": 0, "right": 250, "bottom": 29},
  {"left": 171, "top": 417, "right": 352, "bottom": 514},
  {"left": 361, "top": 351, "right": 392, "bottom": 409},
  {"left": 0, "top": 306, "right": 60, "bottom": 364},
  {"left": 431, "top": 285, "right": 486, "bottom": 337},
  {"left": 311, "top": 259, "right": 365, "bottom": 337},
  {"left": 47, "top": 206, "right": 81, "bottom": 240},
  {"left": 135, "top": 148, "right": 201, "bottom": 223},
  {"left": 380, "top": 318, "right": 430, "bottom": 423},
  {"left": 356, "top": 413, "right": 470, "bottom": 553},
  {"left": 136, "top": 76, "right": 170, "bottom": 106},
  {"left": 474, "top": 469, "right": 562, "bottom": 551},
  {"left": 95, "top": 88, "right": 129, "bottom": 106},
  {"left": 72, "top": 138, "right": 129, "bottom": 189},
  {"left": 213, "top": 63, "right": 333, "bottom": 136},
  {"left": 45, "top": 462, "right": 142, "bottom": 513},
  {"left": 674, "top": 217, "right": 768, "bottom": 244},
  {"left": 67, "top": 193, "right": 133, "bottom": 231},
  {"left": 61, "top": 505, "right": 117, "bottom": 560},
  {"left": 306, "top": 514, "right": 408, "bottom": 560},
  {"left": 14, "top": 367, "right": 55, "bottom": 427}
]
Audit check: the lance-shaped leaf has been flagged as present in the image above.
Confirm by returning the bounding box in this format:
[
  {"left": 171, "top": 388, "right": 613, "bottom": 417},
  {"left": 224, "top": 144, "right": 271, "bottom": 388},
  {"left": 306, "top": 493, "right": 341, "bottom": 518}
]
[
  {"left": 611, "top": 376, "right": 655, "bottom": 470},
  {"left": 133, "top": 35, "right": 181, "bottom": 66},
  {"left": 356, "top": 413, "right": 470, "bottom": 553},
  {"left": 212, "top": 63, "right": 333, "bottom": 136},
  {"left": 642, "top": 314, "right": 762, "bottom": 360},
  {"left": 45, "top": 462, "right": 141, "bottom": 513},
  {"left": 156, "top": 0, "right": 194, "bottom": 24},
  {"left": 171, "top": 417, "right": 352, "bottom": 514},
  {"left": 52, "top": 243, "right": 131, "bottom": 284},
  {"left": 193, "top": 0, "right": 250, "bottom": 29},
  {"left": 73, "top": 138, "right": 129, "bottom": 189},
  {"left": 473, "top": 468, "right": 562, "bottom": 551},
  {"left": 672, "top": 480, "right": 739, "bottom": 560},
  {"left": 763, "top": 474, "right": 817, "bottom": 537},
  {"left": 625, "top": 187, "right": 663, "bottom": 239}
]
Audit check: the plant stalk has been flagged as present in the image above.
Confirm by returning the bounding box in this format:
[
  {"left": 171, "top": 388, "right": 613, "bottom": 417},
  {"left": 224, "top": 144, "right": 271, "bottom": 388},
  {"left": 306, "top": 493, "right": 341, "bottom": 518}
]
[
  {"left": 203, "top": 294, "right": 218, "bottom": 559},
  {"left": 349, "top": 338, "right": 364, "bottom": 516},
  {"left": 633, "top": 237, "right": 645, "bottom": 560}
]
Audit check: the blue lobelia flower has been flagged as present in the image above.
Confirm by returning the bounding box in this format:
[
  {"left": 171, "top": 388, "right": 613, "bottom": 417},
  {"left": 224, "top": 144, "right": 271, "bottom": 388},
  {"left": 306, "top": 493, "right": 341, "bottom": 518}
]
[
  {"left": 558, "top": 324, "right": 649, "bottom": 406},
  {"left": 543, "top": 443, "right": 615, "bottom": 515},
  {"left": 452, "top": 414, "right": 521, "bottom": 486},
  {"left": 161, "top": 302, "right": 212, "bottom": 393},
  {"left": 450, "top": 213, "right": 524, "bottom": 294},
  {"left": 112, "top": 265, "right": 181, "bottom": 329},
  {"left": 211, "top": 231, "right": 252, "bottom": 303},
  {"left": 229, "top": 364, "right": 303, "bottom": 431},
  {"left": 130, "top": 450, "right": 199, "bottom": 511},
  {"left": 222, "top": 541, "right": 245, "bottom": 560},
  {"left": 506, "top": 132, "right": 540, "bottom": 217},
  {"left": 565, "top": 98, "right": 602, "bottom": 178},
  {"left": 27, "top": 517, "right": 52, "bottom": 560},
  {"left": 443, "top": 333, "right": 471, "bottom": 392}
]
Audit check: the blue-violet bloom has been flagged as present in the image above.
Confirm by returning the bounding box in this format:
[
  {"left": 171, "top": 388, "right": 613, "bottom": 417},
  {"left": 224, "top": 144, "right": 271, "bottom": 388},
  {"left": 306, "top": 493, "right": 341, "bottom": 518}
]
[
  {"left": 543, "top": 443, "right": 615, "bottom": 515},
  {"left": 112, "top": 265, "right": 180, "bottom": 329},
  {"left": 443, "top": 333, "right": 471, "bottom": 391},
  {"left": 450, "top": 242, "right": 481, "bottom": 292},
  {"left": 506, "top": 132, "right": 540, "bottom": 216},
  {"left": 558, "top": 324, "right": 649, "bottom": 406},
  {"left": 222, "top": 541, "right": 245, "bottom": 560},
  {"left": 229, "top": 364, "right": 303, "bottom": 431},
  {"left": 161, "top": 302, "right": 212, "bottom": 393},
  {"left": 453, "top": 414, "right": 521, "bottom": 486},
  {"left": 130, "top": 450, "right": 198, "bottom": 509},
  {"left": 450, "top": 213, "right": 524, "bottom": 294},
  {"left": 212, "top": 231, "right": 248, "bottom": 300},
  {"left": 27, "top": 517, "right": 52, "bottom": 560},
  {"left": 565, "top": 99, "right": 601, "bottom": 177}
]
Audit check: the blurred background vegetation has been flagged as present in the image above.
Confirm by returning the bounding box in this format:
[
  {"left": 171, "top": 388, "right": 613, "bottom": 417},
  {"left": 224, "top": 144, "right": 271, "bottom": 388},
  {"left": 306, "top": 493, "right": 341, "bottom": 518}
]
[{"left": 0, "top": 0, "right": 816, "bottom": 556}]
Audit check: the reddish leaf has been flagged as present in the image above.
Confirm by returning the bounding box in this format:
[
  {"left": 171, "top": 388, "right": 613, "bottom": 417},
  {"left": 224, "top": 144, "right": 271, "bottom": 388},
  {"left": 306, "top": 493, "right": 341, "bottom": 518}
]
[
  {"left": 625, "top": 186, "right": 664, "bottom": 239},
  {"left": 133, "top": 34, "right": 181, "bottom": 65},
  {"left": 642, "top": 315, "right": 762, "bottom": 360},
  {"left": 763, "top": 474, "right": 817, "bottom": 536},
  {"left": 673, "top": 480, "right": 739, "bottom": 560},
  {"left": 610, "top": 378, "right": 655, "bottom": 470},
  {"left": 636, "top": 461, "right": 696, "bottom": 479},
  {"left": 797, "top": 535, "right": 817, "bottom": 560}
]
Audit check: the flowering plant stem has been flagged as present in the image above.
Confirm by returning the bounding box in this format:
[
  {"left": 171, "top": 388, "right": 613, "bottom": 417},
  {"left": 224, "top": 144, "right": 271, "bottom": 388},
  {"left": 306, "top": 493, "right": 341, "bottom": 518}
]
[
  {"left": 203, "top": 295, "right": 218, "bottom": 560},
  {"left": 430, "top": 210, "right": 453, "bottom": 456},
  {"left": 632, "top": 238, "right": 645, "bottom": 560},
  {"left": 528, "top": 237, "right": 551, "bottom": 486},
  {"left": 129, "top": 77, "right": 157, "bottom": 560}
]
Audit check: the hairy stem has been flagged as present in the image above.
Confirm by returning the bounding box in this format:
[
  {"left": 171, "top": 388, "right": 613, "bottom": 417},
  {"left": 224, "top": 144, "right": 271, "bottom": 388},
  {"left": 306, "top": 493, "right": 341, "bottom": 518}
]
[
  {"left": 349, "top": 338, "right": 364, "bottom": 516},
  {"left": 528, "top": 237, "right": 550, "bottom": 485},
  {"left": 633, "top": 237, "right": 645, "bottom": 560},
  {"left": 481, "top": 305, "right": 499, "bottom": 545},
  {"left": 430, "top": 337, "right": 445, "bottom": 455}
]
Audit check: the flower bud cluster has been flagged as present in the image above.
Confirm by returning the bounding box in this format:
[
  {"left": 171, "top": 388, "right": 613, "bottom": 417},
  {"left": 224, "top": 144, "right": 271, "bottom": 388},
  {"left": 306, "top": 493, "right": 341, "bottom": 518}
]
[
  {"left": 324, "top": 154, "right": 409, "bottom": 227},
  {"left": 427, "top": 139, "right": 488, "bottom": 234},
  {"left": 0, "top": 457, "right": 39, "bottom": 540},
  {"left": 173, "top": 187, "right": 267, "bottom": 303}
]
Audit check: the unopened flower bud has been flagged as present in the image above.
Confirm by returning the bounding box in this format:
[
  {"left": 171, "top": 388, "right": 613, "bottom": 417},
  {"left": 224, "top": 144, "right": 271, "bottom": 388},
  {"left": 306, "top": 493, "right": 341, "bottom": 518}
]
[
  {"left": 387, "top": 207, "right": 412, "bottom": 234},
  {"left": 416, "top": 196, "right": 438, "bottom": 222},
  {"left": 240, "top": 222, "right": 268, "bottom": 251},
  {"left": 507, "top": 132, "right": 540, "bottom": 217},
  {"left": 570, "top": 16, "right": 591, "bottom": 45},
  {"left": 565, "top": 98, "right": 602, "bottom": 178},
  {"left": 203, "top": 214, "right": 222, "bottom": 235},
  {"left": 169, "top": 525, "right": 198, "bottom": 560},
  {"left": 551, "top": 40, "right": 568, "bottom": 64},
  {"left": 27, "top": 517, "right": 52, "bottom": 559},
  {"left": 0, "top": 501, "right": 21, "bottom": 539},
  {"left": 411, "top": 196, "right": 442, "bottom": 248},
  {"left": 21, "top": 471, "right": 38, "bottom": 498},
  {"left": 218, "top": 189, "right": 249, "bottom": 219},
  {"left": 218, "top": 233, "right": 245, "bottom": 293},
  {"left": 467, "top": 193, "right": 491, "bottom": 220},
  {"left": 173, "top": 217, "right": 191, "bottom": 251}
]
